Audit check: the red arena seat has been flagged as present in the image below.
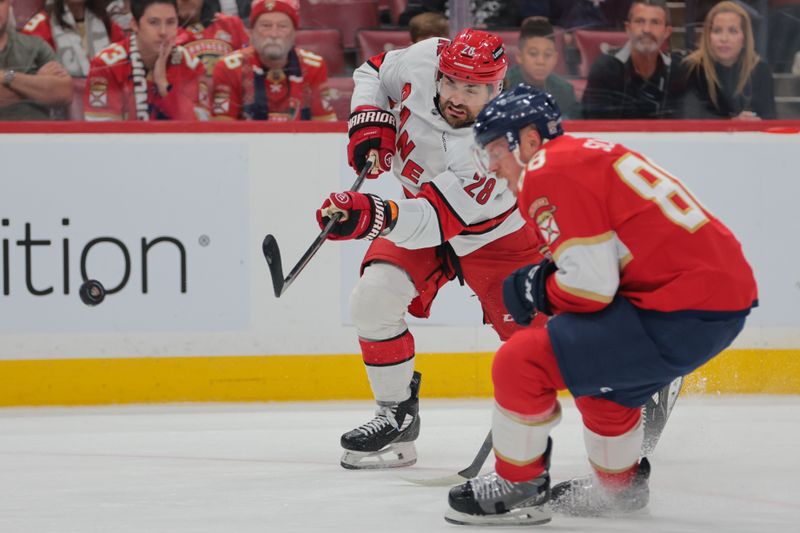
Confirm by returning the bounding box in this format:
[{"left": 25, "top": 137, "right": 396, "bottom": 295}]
[
  {"left": 296, "top": 28, "right": 346, "bottom": 75},
  {"left": 356, "top": 29, "right": 411, "bottom": 64},
  {"left": 299, "top": 0, "right": 380, "bottom": 49},
  {"left": 325, "top": 76, "right": 355, "bottom": 120},
  {"left": 573, "top": 30, "right": 630, "bottom": 77},
  {"left": 12, "top": 0, "right": 46, "bottom": 29}
]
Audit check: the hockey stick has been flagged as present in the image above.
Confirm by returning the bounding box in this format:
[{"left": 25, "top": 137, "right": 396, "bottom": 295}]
[
  {"left": 404, "top": 377, "right": 684, "bottom": 487},
  {"left": 642, "top": 375, "right": 684, "bottom": 455},
  {"left": 262, "top": 160, "right": 373, "bottom": 298},
  {"left": 403, "top": 430, "right": 493, "bottom": 487}
]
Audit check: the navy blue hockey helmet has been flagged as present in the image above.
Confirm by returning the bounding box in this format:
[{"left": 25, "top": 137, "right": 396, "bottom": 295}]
[{"left": 473, "top": 84, "right": 563, "bottom": 153}]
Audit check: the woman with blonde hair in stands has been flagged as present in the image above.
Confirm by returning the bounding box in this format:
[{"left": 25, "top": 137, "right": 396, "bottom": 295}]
[{"left": 680, "top": 1, "right": 776, "bottom": 119}]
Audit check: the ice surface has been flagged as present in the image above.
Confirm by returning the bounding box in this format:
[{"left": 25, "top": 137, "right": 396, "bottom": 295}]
[{"left": 0, "top": 396, "right": 798, "bottom": 532}]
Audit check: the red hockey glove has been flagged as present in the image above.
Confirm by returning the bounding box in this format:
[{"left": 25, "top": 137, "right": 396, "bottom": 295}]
[
  {"left": 502, "top": 259, "right": 557, "bottom": 325},
  {"left": 347, "top": 106, "right": 396, "bottom": 178},
  {"left": 316, "top": 191, "right": 398, "bottom": 241}
]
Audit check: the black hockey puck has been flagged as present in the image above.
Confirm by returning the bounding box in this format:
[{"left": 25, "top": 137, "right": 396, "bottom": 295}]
[{"left": 79, "top": 279, "right": 106, "bottom": 306}]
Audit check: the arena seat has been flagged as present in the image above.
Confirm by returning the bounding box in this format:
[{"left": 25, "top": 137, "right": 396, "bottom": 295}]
[
  {"left": 573, "top": 30, "right": 631, "bottom": 77},
  {"left": 325, "top": 76, "right": 355, "bottom": 120},
  {"left": 356, "top": 29, "right": 411, "bottom": 64},
  {"left": 299, "top": 0, "right": 380, "bottom": 49},
  {"left": 296, "top": 29, "right": 346, "bottom": 75},
  {"left": 12, "top": 0, "right": 45, "bottom": 29}
]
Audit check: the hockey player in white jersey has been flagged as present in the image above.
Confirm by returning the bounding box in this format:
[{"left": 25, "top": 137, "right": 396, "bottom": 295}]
[{"left": 315, "top": 29, "right": 548, "bottom": 469}]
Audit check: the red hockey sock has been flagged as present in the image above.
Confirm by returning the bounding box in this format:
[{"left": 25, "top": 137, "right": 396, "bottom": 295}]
[
  {"left": 496, "top": 454, "right": 547, "bottom": 483},
  {"left": 593, "top": 462, "right": 640, "bottom": 493}
]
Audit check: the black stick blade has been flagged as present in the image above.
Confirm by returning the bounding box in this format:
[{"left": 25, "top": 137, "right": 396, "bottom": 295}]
[{"left": 262, "top": 235, "right": 285, "bottom": 298}]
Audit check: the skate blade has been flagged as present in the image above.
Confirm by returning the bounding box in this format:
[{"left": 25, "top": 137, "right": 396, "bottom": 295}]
[
  {"left": 400, "top": 473, "right": 468, "bottom": 487},
  {"left": 341, "top": 442, "right": 417, "bottom": 470},
  {"left": 444, "top": 505, "right": 551, "bottom": 526}
]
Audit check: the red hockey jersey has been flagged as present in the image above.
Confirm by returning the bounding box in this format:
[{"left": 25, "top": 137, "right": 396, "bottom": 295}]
[
  {"left": 84, "top": 37, "right": 207, "bottom": 121},
  {"left": 517, "top": 135, "right": 757, "bottom": 315},
  {"left": 211, "top": 46, "right": 336, "bottom": 121},
  {"left": 176, "top": 13, "right": 249, "bottom": 76}
]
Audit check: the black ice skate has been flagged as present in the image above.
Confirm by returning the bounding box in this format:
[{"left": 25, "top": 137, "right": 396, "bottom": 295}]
[
  {"left": 444, "top": 438, "right": 552, "bottom": 526},
  {"left": 549, "top": 457, "right": 651, "bottom": 517},
  {"left": 340, "top": 372, "right": 421, "bottom": 469}
]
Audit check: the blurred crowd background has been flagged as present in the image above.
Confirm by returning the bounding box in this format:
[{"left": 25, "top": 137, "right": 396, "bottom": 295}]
[{"left": 0, "top": 0, "right": 798, "bottom": 122}]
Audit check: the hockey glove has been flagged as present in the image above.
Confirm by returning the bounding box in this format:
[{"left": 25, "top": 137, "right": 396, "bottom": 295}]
[
  {"left": 502, "top": 259, "right": 558, "bottom": 326},
  {"left": 347, "top": 106, "right": 396, "bottom": 178},
  {"left": 316, "top": 191, "right": 398, "bottom": 241}
]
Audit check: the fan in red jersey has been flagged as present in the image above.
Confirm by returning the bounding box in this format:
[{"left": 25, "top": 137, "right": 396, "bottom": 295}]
[
  {"left": 83, "top": 0, "right": 207, "bottom": 121},
  {"left": 175, "top": 0, "right": 249, "bottom": 76},
  {"left": 210, "top": 0, "right": 335, "bottom": 121}
]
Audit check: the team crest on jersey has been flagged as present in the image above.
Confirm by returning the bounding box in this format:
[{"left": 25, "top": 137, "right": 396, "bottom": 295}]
[
  {"left": 88, "top": 77, "right": 108, "bottom": 107},
  {"left": 213, "top": 90, "right": 230, "bottom": 114},
  {"left": 530, "top": 198, "right": 560, "bottom": 246}
]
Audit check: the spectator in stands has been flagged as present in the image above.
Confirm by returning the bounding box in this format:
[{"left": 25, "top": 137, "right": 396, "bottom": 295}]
[
  {"left": 0, "top": 0, "right": 73, "bottom": 120},
  {"left": 83, "top": 0, "right": 207, "bottom": 120},
  {"left": 21, "top": 1, "right": 126, "bottom": 77},
  {"left": 211, "top": 0, "right": 335, "bottom": 120},
  {"left": 175, "top": 0, "right": 248, "bottom": 76},
  {"left": 409, "top": 12, "right": 449, "bottom": 43},
  {"left": 505, "top": 17, "right": 581, "bottom": 118},
  {"left": 680, "top": 1, "right": 776, "bottom": 120},
  {"left": 768, "top": 0, "right": 800, "bottom": 73},
  {"left": 582, "top": 0, "right": 686, "bottom": 119}
]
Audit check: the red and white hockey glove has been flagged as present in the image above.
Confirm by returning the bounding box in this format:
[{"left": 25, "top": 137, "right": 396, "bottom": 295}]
[
  {"left": 347, "top": 106, "right": 396, "bottom": 178},
  {"left": 316, "top": 191, "right": 398, "bottom": 241}
]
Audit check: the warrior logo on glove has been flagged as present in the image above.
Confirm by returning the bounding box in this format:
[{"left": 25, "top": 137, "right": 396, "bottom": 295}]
[
  {"left": 347, "top": 106, "right": 397, "bottom": 178},
  {"left": 316, "top": 191, "right": 398, "bottom": 241}
]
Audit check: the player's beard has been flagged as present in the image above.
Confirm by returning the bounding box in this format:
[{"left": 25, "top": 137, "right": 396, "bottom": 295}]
[{"left": 437, "top": 97, "right": 476, "bottom": 128}]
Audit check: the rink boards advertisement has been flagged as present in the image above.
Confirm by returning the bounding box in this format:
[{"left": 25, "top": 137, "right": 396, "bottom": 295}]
[{"left": 0, "top": 122, "right": 798, "bottom": 405}]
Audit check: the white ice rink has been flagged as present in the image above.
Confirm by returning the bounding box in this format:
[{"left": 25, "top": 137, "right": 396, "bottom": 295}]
[{"left": 1, "top": 396, "right": 798, "bottom": 533}]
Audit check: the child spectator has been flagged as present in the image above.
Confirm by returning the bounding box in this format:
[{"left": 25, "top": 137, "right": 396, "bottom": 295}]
[
  {"left": 210, "top": 0, "right": 335, "bottom": 121},
  {"left": 83, "top": 0, "right": 207, "bottom": 120},
  {"left": 21, "top": 0, "right": 126, "bottom": 77},
  {"left": 505, "top": 17, "right": 581, "bottom": 119},
  {"left": 681, "top": 1, "right": 776, "bottom": 120}
]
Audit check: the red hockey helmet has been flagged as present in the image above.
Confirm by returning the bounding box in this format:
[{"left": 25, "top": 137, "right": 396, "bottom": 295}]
[{"left": 438, "top": 29, "right": 508, "bottom": 84}]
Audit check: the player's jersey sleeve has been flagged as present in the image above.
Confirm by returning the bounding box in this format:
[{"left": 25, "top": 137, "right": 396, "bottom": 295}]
[
  {"left": 21, "top": 11, "right": 55, "bottom": 50},
  {"left": 211, "top": 51, "right": 244, "bottom": 119},
  {"left": 351, "top": 38, "right": 445, "bottom": 112},
  {"left": 519, "top": 148, "right": 625, "bottom": 314},
  {"left": 298, "top": 50, "right": 336, "bottom": 121},
  {"left": 84, "top": 42, "right": 129, "bottom": 121}
]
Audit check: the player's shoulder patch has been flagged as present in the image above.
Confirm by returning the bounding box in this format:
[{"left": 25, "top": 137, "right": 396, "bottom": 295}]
[
  {"left": 297, "top": 49, "right": 323, "bottom": 67},
  {"left": 96, "top": 42, "right": 128, "bottom": 66},
  {"left": 22, "top": 11, "right": 48, "bottom": 33},
  {"left": 528, "top": 197, "right": 561, "bottom": 246}
]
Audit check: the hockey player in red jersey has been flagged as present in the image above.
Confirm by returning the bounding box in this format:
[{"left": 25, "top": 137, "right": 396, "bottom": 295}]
[
  {"left": 210, "top": 0, "right": 335, "bottom": 121},
  {"left": 314, "top": 30, "right": 549, "bottom": 470},
  {"left": 443, "top": 84, "right": 758, "bottom": 526},
  {"left": 175, "top": 0, "right": 249, "bottom": 76},
  {"left": 84, "top": 0, "right": 207, "bottom": 121}
]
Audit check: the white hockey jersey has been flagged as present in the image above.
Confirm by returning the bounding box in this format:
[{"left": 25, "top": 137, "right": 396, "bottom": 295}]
[{"left": 351, "top": 38, "right": 525, "bottom": 256}]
